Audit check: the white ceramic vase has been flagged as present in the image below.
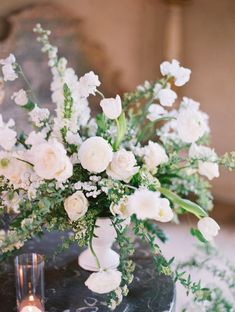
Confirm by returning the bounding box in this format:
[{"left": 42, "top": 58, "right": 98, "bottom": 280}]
[{"left": 78, "top": 217, "right": 120, "bottom": 272}]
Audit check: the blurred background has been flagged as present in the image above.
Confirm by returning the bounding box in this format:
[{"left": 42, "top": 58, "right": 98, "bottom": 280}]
[{"left": 0, "top": 0, "right": 235, "bottom": 309}]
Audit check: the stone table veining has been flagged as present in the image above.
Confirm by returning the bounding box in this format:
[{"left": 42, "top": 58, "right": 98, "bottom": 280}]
[{"left": 0, "top": 231, "right": 176, "bottom": 312}]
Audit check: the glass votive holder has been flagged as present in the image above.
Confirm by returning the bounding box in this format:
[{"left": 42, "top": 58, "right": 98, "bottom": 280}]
[{"left": 15, "top": 253, "right": 45, "bottom": 312}]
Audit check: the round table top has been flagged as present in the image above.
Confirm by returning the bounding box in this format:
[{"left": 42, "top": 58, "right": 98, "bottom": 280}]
[{"left": 0, "top": 231, "right": 176, "bottom": 312}]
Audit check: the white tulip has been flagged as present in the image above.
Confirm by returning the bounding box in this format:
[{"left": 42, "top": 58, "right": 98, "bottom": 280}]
[
  {"left": 11, "top": 89, "right": 28, "bottom": 106},
  {"left": 107, "top": 149, "right": 138, "bottom": 182},
  {"left": 197, "top": 217, "right": 220, "bottom": 241},
  {"left": 0, "top": 54, "right": 18, "bottom": 81},
  {"left": 85, "top": 269, "right": 122, "bottom": 294},
  {"left": 100, "top": 95, "right": 122, "bottom": 119},
  {"left": 31, "top": 139, "right": 73, "bottom": 181},
  {"left": 154, "top": 198, "right": 174, "bottom": 223},
  {"left": 177, "top": 108, "right": 207, "bottom": 143},
  {"left": 147, "top": 104, "right": 167, "bottom": 121},
  {"left": 158, "top": 88, "right": 177, "bottom": 107},
  {"left": 78, "top": 136, "right": 113, "bottom": 173},
  {"left": 64, "top": 191, "right": 88, "bottom": 221},
  {"left": 143, "top": 141, "right": 169, "bottom": 171}
]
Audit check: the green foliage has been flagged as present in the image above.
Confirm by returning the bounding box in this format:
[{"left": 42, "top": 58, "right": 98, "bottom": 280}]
[{"left": 114, "top": 112, "right": 127, "bottom": 151}]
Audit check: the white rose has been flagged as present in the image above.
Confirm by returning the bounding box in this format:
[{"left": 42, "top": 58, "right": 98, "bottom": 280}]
[
  {"left": 11, "top": 89, "right": 28, "bottom": 106},
  {"left": 189, "top": 144, "right": 219, "bottom": 180},
  {"left": 85, "top": 269, "right": 122, "bottom": 294},
  {"left": 64, "top": 191, "right": 88, "bottom": 221},
  {"left": 100, "top": 95, "right": 122, "bottom": 119},
  {"left": 158, "top": 88, "right": 177, "bottom": 107},
  {"left": 177, "top": 108, "right": 207, "bottom": 143},
  {"left": 0, "top": 115, "right": 17, "bottom": 151},
  {"left": 0, "top": 54, "right": 18, "bottom": 81},
  {"left": 143, "top": 141, "right": 169, "bottom": 171},
  {"left": 31, "top": 139, "right": 73, "bottom": 181},
  {"left": 78, "top": 71, "right": 101, "bottom": 98},
  {"left": 107, "top": 149, "right": 138, "bottom": 182},
  {"left": 147, "top": 104, "right": 167, "bottom": 121},
  {"left": 197, "top": 217, "right": 220, "bottom": 241},
  {"left": 78, "top": 136, "right": 113, "bottom": 173},
  {"left": 154, "top": 198, "right": 173, "bottom": 222}
]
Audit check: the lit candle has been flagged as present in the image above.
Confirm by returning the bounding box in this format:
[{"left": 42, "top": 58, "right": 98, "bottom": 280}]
[{"left": 19, "top": 295, "right": 44, "bottom": 312}]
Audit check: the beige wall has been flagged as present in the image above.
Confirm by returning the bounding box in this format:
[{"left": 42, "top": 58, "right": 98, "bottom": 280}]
[{"left": 0, "top": 0, "right": 235, "bottom": 203}]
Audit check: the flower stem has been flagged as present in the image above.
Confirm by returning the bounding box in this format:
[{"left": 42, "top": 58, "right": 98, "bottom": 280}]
[{"left": 89, "top": 222, "right": 101, "bottom": 270}]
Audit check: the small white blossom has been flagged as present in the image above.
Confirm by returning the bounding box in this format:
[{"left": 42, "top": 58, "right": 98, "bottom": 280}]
[
  {"left": 100, "top": 95, "right": 122, "bottom": 119},
  {"left": 147, "top": 104, "right": 167, "bottom": 122},
  {"left": 11, "top": 89, "right": 28, "bottom": 106},
  {"left": 29, "top": 106, "right": 50, "bottom": 127},
  {"left": 0, "top": 115, "right": 17, "bottom": 150},
  {"left": 158, "top": 88, "right": 177, "bottom": 107},
  {"left": 78, "top": 71, "right": 101, "bottom": 98},
  {"left": 0, "top": 54, "right": 18, "bottom": 81},
  {"left": 198, "top": 217, "right": 220, "bottom": 241}
]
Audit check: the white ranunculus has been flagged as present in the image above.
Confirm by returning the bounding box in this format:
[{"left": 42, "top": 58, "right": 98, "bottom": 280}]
[
  {"left": 85, "top": 269, "right": 122, "bottom": 294},
  {"left": 127, "top": 189, "right": 160, "bottom": 220},
  {"left": 0, "top": 115, "right": 17, "bottom": 150},
  {"left": 197, "top": 217, "right": 220, "bottom": 241},
  {"left": 143, "top": 141, "right": 169, "bottom": 171},
  {"left": 78, "top": 71, "right": 101, "bottom": 98},
  {"left": 147, "top": 104, "right": 167, "bottom": 122},
  {"left": 177, "top": 108, "right": 207, "bottom": 143},
  {"left": 0, "top": 54, "right": 18, "bottom": 81},
  {"left": 64, "top": 191, "right": 88, "bottom": 221},
  {"left": 107, "top": 149, "right": 138, "bottom": 182},
  {"left": 31, "top": 139, "right": 73, "bottom": 181},
  {"left": 154, "top": 198, "right": 173, "bottom": 222},
  {"left": 158, "top": 88, "right": 177, "bottom": 107},
  {"left": 100, "top": 95, "right": 122, "bottom": 119},
  {"left": 11, "top": 89, "right": 28, "bottom": 106},
  {"left": 78, "top": 136, "right": 113, "bottom": 173},
  {"left": 189, "top": 143, "right": 219, "bottom": 180}
]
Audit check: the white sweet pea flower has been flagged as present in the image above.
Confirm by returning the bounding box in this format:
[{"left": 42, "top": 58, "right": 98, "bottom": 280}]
[
  {"left": 177, "top": 107, "right": 207, "bottom": 143},
  {"left": 127, "top": 189, "right": 172, "bottom": 222},
  {"left": 107, "top": 149, "right": 138, "bottom": 182},
  {"left": 147, "top": 104, "right": 167, "bottom": 121},
  {"left": 158, "top": 88, "right": 177, "bottom": 107},
  {"left": 143, "top": 141, "right": 169, "bottom": 171},
  {"left": 0, "top": 115, "right": 17, "bottom": 150},
  {"left": 30, "top": 139, "right": 73, "bottom": 182},
  {"left": 0, "top": 54, "right": 18, "bottom": 81},
  {"left": 78, "top": 71, "right": 101, "bottom": 98},
  {"left": 160, "top": 59, "right": 191, "bottom": 86},
  {"left": 25, "top": 131, "right": 47, "bottom": 146},
  {"left": 100, "top": 95, "right": 122, "bottom": 119},
  {"left": 11, "top": 89, "right": 28, "bottom": 106},
  {"left": 85, "top": 269, "right": 122, "bottom": 294},
  {"left": 78, "top": 136, "right": 113, "bottom": 173},
  {"left": 197, "top": 217, "right": 220, "bottom": 241},
  {"left": 64, "top": 191, "right": 88, "bottom": 221},
  {"left": 189, "top": 143, "right": 219, "bottom": 180}
]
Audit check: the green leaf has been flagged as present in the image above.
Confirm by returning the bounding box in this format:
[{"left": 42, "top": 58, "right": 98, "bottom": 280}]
[
  {"left": 114, "top": 112, "right": 127, "bottom": 150},
  {"left": 190, "top": 228, "right": 207, "bottom": 243},
  {"left": 159, "top": 187, "right": 207, "bottom": 218},
  {"left": 23, "top": 101, "right": 35, "bottom": 111}
]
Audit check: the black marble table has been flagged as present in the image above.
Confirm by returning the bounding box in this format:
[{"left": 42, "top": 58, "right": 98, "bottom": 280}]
[{"left": 0, "top": 232, "right": 176, "bottom": 312}]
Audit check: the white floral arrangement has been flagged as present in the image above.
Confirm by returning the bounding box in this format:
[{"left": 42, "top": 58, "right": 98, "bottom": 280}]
[{"left": 0, "top": 24, "right": 235, "bottom": 309}]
